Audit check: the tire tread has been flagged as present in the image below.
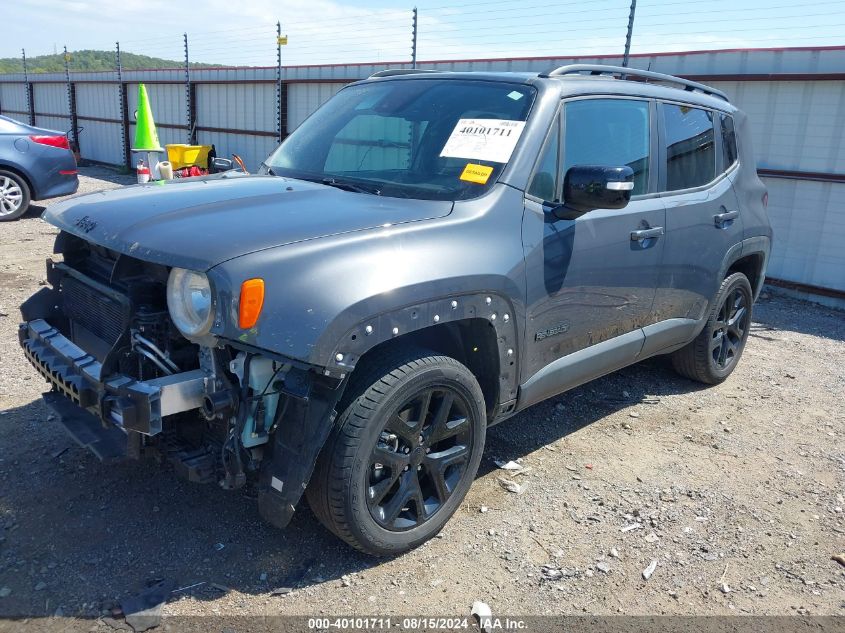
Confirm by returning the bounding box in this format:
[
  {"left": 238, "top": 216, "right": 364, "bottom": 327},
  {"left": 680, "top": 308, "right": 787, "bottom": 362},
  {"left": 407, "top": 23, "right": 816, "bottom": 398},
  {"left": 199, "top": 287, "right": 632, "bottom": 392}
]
[
  {"left": 306, "top": 345, "right": 483, "bottom": 555},
  {"left": 671, "top": 272, "right": 752, "bottom": 384}
]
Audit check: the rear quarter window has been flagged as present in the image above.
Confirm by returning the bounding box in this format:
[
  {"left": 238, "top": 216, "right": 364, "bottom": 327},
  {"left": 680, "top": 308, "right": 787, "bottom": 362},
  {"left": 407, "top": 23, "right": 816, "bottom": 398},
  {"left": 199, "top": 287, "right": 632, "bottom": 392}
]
[
  {"left": 662, "top": 104, "right": 716, "bottom": 191},
  {"left": 720, "top": 114, "right": 738, "bottom": 169}
]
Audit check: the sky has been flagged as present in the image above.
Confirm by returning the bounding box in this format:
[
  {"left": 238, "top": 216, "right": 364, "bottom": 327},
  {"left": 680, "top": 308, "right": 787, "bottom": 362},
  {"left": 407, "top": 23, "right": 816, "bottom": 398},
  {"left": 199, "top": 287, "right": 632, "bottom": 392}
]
[{"left": 3, "top": 0, "right": 845, "bottom": 68}]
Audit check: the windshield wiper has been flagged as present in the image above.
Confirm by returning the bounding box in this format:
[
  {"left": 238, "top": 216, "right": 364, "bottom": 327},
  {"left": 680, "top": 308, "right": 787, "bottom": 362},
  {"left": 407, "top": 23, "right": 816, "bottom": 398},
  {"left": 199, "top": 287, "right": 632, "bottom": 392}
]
[
  {"left": 261, "top": 163, "right": 278, "bottom": 176},
  {"left": 321, "top": 178, "right": 381, "bottom": 196}
]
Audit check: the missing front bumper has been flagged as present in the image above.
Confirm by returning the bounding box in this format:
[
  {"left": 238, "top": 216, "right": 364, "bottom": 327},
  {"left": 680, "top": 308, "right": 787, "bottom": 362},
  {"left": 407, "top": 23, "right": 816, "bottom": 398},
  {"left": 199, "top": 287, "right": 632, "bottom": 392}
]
[
  {"left": 42, "top": 391, "right": 128, "bottom": 462},
  {"left": 20, "top": 318, "right": 206, "bottom": 435}
]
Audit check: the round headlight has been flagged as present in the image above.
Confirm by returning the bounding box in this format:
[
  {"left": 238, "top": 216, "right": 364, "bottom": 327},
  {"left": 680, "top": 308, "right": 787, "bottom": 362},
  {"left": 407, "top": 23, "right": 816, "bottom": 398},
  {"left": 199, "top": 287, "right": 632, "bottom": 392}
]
[{"left": 166, "top": 268, "right": 214, "bottom": 337}]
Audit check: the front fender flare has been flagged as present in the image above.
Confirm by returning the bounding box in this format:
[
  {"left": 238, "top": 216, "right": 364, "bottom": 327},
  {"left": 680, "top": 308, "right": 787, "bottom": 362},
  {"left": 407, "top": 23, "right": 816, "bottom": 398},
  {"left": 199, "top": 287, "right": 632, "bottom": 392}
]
[{"left": 320, "top": 291, "right": 521, "bottom": 404}]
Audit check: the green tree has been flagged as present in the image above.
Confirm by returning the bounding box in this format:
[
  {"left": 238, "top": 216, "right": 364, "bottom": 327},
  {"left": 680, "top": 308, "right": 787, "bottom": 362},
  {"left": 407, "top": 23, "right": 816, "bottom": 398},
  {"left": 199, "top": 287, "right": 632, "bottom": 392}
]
[{"left": 0, "top": 50, "right": 219, "bottom": 74}]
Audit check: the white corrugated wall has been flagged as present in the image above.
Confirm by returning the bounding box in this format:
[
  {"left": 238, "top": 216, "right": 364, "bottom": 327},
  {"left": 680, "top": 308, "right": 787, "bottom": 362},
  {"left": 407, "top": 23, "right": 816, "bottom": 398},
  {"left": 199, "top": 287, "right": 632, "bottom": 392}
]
[
  {"left": 706, "top": 79, "right": 845, "bottom": 292},
  {"left": 288, "top": 83, "right": 345, "bottom": 130},
  {"left": 0, "top": 83, "right": 28, "bottom": 113},
  {"left": 75, "top": 82, "right": 123, "bottom": 164},
  {"left": 195, "top": 130, "right": 278, "bottom": 173},
  {"left": 195, "top": 82, "right": 277, "bottom": 168},
  {"left": 1, "top": 48, "right": 843, "bottom": 294},
  {"left": 713, "top": 80, "right": 845, "bottom": 172},
  {"left": 762, "top": 179, "right": 845, "bottom": 292}
]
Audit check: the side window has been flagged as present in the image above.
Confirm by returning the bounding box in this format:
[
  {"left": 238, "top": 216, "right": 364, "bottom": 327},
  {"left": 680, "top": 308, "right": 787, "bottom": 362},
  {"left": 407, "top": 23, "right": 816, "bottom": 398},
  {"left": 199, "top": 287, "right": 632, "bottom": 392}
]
[
  {"left": 527, "top": 118, "right": 560, "bottom": 202},
  {"left": 324, "top": 115, "right": 413, "bottom": 172},
  {"left": 662, "top": 104, "right": 716, "bottom": 190},
  {"left": 563, "top": 99, "right": 650, "bottom": 196},
  {"left": 720, "top": 114, "right": 738, "bottom": 169}
]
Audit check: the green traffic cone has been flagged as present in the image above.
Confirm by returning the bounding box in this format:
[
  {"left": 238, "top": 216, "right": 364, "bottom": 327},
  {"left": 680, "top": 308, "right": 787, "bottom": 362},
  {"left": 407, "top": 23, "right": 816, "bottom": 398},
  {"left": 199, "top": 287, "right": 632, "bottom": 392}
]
[{"left": 132, "top": 84, "right": 163, "bottom": 152}]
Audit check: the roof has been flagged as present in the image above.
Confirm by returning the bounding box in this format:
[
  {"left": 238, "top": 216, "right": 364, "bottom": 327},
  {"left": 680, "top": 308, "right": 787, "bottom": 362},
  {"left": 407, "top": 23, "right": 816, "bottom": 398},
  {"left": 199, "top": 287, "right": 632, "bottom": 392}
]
[{"left": 365, "top": 68, "right": 736, "bottom": 111}]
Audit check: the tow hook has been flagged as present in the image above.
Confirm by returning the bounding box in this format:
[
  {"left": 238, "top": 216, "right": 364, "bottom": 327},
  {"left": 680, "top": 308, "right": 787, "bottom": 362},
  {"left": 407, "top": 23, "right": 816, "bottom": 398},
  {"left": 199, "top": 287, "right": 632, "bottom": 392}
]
[{"left": 202, "top": 388, "right": 235, "bottom": 420}]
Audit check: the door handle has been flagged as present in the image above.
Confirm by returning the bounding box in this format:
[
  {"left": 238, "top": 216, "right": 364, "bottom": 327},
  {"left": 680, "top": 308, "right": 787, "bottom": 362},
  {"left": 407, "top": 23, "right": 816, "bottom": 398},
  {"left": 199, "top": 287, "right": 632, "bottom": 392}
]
[
  {"left": 630, "top": 226, "right": 665, "bottom": 241},
  {"left": 714, "top": 210, "right": 739, "bottom": 228}
]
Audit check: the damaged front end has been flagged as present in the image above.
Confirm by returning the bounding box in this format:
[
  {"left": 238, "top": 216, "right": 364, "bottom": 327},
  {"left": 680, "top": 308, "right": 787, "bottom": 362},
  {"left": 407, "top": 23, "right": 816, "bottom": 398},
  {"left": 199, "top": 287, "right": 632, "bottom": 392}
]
[{"left": 19, "top": 231, "right": 345, "bottom": 529}]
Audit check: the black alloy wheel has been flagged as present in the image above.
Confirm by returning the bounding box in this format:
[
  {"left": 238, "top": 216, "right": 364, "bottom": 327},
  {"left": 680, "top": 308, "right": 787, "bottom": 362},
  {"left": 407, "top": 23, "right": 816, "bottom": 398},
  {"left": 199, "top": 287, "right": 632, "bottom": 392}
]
[
  {"left": 710, "top": 285, "right": 750, "bottom": 370},
  {"left": 367, "top": 387, "right": 474, "bottom": 531},
  {"left": 672, "top": 272, "right": 754, "bottom": 384},
  {"left": 305, "top": 347, "right": 487, "bottom": 555}
]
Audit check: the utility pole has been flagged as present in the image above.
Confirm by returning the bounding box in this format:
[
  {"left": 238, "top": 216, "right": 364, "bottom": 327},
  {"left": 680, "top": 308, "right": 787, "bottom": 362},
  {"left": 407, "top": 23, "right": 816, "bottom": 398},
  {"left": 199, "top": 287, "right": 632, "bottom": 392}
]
[
  {"left": 622, "top": 0, "right": 637, "bottom": 68},
  {"left": 411, "top": 7, "right": 418, "bottom": 68}
]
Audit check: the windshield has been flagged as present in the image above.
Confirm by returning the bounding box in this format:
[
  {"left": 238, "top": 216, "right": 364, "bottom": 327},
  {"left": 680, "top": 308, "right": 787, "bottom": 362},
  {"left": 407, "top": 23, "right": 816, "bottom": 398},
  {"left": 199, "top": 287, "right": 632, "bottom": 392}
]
[{"left": 263, "top": 79, "right": 537, "bottom": 201}]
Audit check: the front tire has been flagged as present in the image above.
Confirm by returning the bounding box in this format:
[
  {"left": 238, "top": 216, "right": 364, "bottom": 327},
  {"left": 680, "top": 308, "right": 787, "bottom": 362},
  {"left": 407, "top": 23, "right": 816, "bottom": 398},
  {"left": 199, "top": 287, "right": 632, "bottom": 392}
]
[
  {"left": 0, "top": 170, "right": 31, "bottom": 221},
  {"left": 306, "top": 347, "right": 487, "bottom": 556},
  {"left": 672, "top": 272, "right": 753, "bottom": 384}
]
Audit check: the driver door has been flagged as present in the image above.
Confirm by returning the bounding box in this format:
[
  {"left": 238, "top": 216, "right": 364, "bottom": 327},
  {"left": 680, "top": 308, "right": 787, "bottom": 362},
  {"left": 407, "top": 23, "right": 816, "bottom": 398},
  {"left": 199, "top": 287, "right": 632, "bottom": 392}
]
[{"left": 519, "top": 97, "right": 666, "bottom": 407}]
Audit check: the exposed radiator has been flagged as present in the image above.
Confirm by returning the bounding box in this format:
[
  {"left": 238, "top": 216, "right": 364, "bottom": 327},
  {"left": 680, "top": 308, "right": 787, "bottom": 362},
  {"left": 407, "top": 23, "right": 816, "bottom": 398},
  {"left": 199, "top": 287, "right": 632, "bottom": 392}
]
[{"left": 61, "top": 275, "right": 127, "bottom": 346}]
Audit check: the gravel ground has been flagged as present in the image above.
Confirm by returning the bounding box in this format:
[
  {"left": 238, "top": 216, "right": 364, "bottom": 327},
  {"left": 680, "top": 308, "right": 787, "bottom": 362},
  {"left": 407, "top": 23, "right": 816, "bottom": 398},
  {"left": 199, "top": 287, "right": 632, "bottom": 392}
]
[{"left": 0, "top": 167, "right": 843, "bottom": 629}]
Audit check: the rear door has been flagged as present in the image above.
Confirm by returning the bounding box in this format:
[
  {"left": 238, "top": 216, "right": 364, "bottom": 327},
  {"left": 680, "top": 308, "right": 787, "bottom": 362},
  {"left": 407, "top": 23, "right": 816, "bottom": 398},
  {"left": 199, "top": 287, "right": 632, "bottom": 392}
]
[
  {"left": 648, "top": 102, "right": 744, "bottom": 352},
  {"left": 520, "top": 97, "right": 666, "bottom": 403}
]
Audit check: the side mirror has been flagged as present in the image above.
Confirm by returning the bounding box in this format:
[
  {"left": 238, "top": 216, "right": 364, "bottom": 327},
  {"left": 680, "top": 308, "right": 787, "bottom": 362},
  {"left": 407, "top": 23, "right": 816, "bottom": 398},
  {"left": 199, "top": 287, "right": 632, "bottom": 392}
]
[
  {"left": 553, "top": 165, "right": 635, "bottom": 220},
  {"left": 210, "top": 157, "right": 234, "bottom": 173}
]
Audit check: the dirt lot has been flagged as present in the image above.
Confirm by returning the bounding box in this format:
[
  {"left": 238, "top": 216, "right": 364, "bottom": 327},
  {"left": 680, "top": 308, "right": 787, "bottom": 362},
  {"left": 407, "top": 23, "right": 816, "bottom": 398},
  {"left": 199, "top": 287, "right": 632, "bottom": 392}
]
[{"left": 0, "top": 168, "right": 843, "bottom": 629}]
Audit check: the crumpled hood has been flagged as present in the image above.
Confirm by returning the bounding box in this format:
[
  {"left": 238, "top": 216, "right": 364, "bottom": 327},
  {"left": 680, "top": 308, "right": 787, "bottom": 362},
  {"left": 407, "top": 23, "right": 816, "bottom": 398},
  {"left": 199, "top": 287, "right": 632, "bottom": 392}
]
[{"left": 44, "top": 174, "right": 453, "bottom": 271}]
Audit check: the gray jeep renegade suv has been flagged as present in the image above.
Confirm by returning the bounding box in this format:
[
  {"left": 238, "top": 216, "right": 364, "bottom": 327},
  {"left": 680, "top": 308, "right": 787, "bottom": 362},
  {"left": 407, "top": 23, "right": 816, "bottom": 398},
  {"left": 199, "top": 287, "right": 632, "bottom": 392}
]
[{"left": 19, "top": 65, "right": 771, "bottom": 555}]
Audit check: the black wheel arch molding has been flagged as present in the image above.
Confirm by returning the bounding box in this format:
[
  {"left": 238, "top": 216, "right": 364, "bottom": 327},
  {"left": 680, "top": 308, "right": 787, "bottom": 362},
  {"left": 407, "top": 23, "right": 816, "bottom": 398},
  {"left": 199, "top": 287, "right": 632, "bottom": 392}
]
[
  {"left": 322, "top": 290, "right": 521, "bottom": 405},
  {"left": 217, "top": 284, "right": 523, "bottom": 416},
  {"left": 718, "top": 234, "right": 771, "bottom": 301}
]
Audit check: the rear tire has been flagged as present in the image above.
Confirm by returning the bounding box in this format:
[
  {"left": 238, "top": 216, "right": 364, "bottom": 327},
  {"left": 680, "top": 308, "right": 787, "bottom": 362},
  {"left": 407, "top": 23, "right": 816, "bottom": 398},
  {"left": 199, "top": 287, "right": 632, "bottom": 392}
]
[
  {"left": 0, "top": 169, "right": 31, "bottom": 221},
  {"left": 306, "top": 346, "right": 486, "bottom": 556},
  {"left": 671, "top": 272, "right": 753, "bottom": 384}
]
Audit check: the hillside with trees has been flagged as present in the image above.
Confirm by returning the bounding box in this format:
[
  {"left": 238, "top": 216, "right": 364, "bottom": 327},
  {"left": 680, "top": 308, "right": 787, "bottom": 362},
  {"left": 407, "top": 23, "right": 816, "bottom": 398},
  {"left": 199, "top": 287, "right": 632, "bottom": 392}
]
[{"left": 0, "top": 50, "right": 217, "bottom": 74}]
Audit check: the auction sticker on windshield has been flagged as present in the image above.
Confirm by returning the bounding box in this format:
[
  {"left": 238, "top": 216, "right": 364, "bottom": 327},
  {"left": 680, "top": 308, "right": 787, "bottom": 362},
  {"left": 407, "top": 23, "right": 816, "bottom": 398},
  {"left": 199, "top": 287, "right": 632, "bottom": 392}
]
[
  {"left": 459, "top": 163, "right": 494, "bottom": 184},
  {"left": 440, "top": 119, "right": 527, "bottom": 164}
]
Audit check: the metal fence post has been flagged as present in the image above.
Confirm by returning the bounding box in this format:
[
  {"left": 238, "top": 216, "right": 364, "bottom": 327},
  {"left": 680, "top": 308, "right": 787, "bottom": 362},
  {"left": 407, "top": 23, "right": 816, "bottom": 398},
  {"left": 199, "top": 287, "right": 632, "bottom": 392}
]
[
  {"left": 411, "top": 7, "right": 418, "bottom": 68},
  {"left": 277, "top": 21, "right": 284, "bottom": 143},
  {"left": 22, "top": 49, "right": 35, "bottom": 126},
  {"left": 622, "top": 0, "right": 637, "bottom": 68},
  {"left": 116, "top": 41, "right": 131, "bottom": 170},
  {"left": 184, "top": 32, "right": 195, "bottom": 144},
  {"left": 63, "top": 46, "right": 78, "bottom": 150}
]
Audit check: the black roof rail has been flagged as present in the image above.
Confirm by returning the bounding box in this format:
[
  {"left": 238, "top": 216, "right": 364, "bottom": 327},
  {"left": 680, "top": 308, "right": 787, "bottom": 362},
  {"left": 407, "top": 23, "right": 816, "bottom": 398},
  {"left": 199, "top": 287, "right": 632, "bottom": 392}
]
[
  {"left": 539, "top": 64, "right": 729, "bottom": 102},
  {"left": 369, "top": 68, "right": 442, "bottom": 78}
]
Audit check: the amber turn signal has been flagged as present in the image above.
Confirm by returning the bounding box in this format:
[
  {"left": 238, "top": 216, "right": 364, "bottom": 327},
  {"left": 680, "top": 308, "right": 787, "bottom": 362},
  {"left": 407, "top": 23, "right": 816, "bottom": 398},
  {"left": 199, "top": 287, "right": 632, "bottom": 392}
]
[{"left": 238, "top": 278, "right": 265, "bottom": 329}]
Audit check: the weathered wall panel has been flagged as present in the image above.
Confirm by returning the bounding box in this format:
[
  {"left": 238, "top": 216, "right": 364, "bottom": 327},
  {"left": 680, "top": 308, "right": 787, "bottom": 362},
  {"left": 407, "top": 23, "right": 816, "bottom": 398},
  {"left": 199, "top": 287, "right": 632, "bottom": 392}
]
[
  {"left": 32, "top": 83, "right": 68, "bottom": 117},
  {"left": 126, "top": 83, "right": 186, "bottom": 128},
  {"left": 288, "top": 83, "right": 345, "bottom": 130},
  {"left": 34, "top": 115, "right": 71, "bottom": 134},
  {"left": 195, "top": 130, "right": 278, "bottom": 172},
  {"left": 2, "top": 46, "right": 844, "bottom": 294},
  {"left": 763, "top": 178, "right": 845, "bottom": 292},
  {"left": 196, "top": 83, "right": 276, "bottom": 132},
  {"left": 76, "top": 83, "right": 121, "bottom": 120},
  {"left": 79, "top": 121, "right": 124, "bottom": 165},
  {"left": 0, "top": 83, "right": 28, "bottom": 114},
  {"left": 709, "top": 80, "right": 845, "bottom": 174}
]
